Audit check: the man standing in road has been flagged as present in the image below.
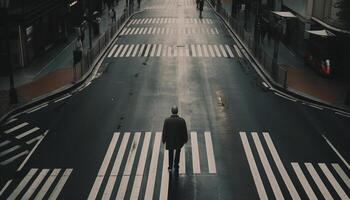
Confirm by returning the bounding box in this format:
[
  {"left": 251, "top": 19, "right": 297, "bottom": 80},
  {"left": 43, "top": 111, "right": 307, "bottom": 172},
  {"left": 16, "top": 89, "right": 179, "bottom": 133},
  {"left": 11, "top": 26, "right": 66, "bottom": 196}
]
[{"left": 162, "top": 106, "right": 188, "bottom": 172}]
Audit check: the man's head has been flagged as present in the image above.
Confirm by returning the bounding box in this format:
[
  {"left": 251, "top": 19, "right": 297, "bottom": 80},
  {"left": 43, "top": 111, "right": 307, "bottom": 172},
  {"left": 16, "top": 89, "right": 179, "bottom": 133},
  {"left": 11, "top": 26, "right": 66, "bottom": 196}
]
[{"left": 171, "top": 106, "right": 178, "bottom": 115}]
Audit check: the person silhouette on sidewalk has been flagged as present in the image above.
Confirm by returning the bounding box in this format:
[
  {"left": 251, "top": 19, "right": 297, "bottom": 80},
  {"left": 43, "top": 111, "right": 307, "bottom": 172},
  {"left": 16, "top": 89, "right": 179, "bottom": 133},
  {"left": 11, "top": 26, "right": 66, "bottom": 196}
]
[
  {"left": 199, "top": 0, "right": 204, "bottom": 18},
  {"left": 162, "top": 106, "right": 188, "bottom": 172}
]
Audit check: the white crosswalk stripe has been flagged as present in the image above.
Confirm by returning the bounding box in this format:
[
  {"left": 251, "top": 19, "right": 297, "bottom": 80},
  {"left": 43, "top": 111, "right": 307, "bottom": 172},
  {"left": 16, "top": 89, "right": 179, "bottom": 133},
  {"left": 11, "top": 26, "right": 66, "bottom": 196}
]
[
  {"left": 241, "top": 131, "right": 350, "bottom": 200},
  {"left": 120, "top": 26, "right": 220, "bottom": 35},
  {"left": 4, "top": 168, "right": 72, "bottom": 200},
  {"left": 127, "top": 17, "right": 213, "bottom": 25},
  {"left": 87, "top": 131, "right": 217, "bottom": 199}
]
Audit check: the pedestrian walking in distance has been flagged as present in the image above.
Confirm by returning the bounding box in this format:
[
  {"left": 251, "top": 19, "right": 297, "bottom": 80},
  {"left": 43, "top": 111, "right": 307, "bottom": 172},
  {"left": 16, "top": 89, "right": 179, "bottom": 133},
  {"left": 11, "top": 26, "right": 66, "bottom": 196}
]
[
  {"left": 196, "top": 0, "right": 200, "bottom": 9},
  {"left": 162, "top": 106, "right": 188, "bottom": 172},
  {"left": 110, "top": 8, "right": 116, "bottom": 23},
  {"left": 199, "top": 0, "right": 204, "bottom": 18}
]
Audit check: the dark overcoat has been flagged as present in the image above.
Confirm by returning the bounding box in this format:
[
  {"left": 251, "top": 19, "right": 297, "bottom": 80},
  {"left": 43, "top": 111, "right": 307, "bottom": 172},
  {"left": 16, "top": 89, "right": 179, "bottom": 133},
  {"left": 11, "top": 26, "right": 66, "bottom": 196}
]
[{"left": 162, "top": 115, "right": 188, "bottom": 150}]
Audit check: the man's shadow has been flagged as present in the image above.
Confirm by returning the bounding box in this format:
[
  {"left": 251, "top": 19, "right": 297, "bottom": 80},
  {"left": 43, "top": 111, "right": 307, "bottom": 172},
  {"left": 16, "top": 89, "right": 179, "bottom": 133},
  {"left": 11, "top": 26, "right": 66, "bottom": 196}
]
[{"left": 167, "top": 170, "right": 181, "bottom": 200}]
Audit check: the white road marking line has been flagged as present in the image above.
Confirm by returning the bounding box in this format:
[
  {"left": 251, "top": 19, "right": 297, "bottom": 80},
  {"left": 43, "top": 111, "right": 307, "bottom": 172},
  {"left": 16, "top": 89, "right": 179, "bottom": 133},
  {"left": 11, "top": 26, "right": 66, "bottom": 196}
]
[
  {"left": 88, "top": 132, "right": 120, "bottom": 200},
  {"left": 262, "top": 82, "right": 269, "bottom": 88},
  {"left": 204, "top": 131, "right": 216, "bottom": 174},
  {"left": 213, "top": 45, "right": 222, "bottom": 57},
  {"left": 131, "top": 19, "right": 137, "bottom": 24},
  {"left": 138, "top": 44, "right": 145, "bottom": 57},
  {"left": 262, "top": 132, "right": 301, "bottom": 199},
  {"left": 4, "top": 118, "right": 17, "bottom": 125},
  {"left": 180, "top": 147, "right": 185, "bottom": 174},
  {"left": 0, "top": 140, "right": 10, "bottom": 148},
  {"left": 319, "top": 163, "right": 349, "bottom": 199},
  {"left": 108, "top": 45, "right": 118, "bottom": 57},
  {"left": 116, "top": 132, "right": 141, "bottom": 200},
  {"left": 307, "top": 104, "right": 324, "bottom": 110},
  {"left": 129, "top": 28, "right": 135, "bottom": 35},
  {"left": 126, "top": 44, "right": 135, "bottom": 57},
  {"left": 140, "top": 19, "right": 145, "bottom": 24},
  {"left": 239, "top": 132, "right": 268, "bottom": 200},
  {"left": 150, "top": 44, "right": 157, "bottom": 57},
  {"left": 34, "top": 168, "right": 61, "bottom": 200},
  {"left": 191, "top": 45, "right": 196, "bottom": 57},
  {"left": 121, "top": 28, "right": 127, "bottom": 35},
  {"left": 0, "top": 179, "right": 12, "bottom": 197},
  {"left": 135, "top": 19, "right": 141, "bottom": 24},
  {"left": 156, "top": 18, "right": 160, "bottom": 23},
  {"left": 178, "top": 47, "right": 184, "bottom": 57},
  {"left": 219, "top": 45, "right": 228, "bottom": 57},
  {"left": 49, "top": 168, "right": 73, "bottom": 200},
  {"left": 196, "top": 44, "right": 203, "bottom": 57},
  {"left": 332, "top": 163, "right": 350, "bottom": 189},
  {"left": 114, "top": 45, "right": 124, "bottom": 57},
  {"left": 132, "top": 44, "right": 140, "bottom": 57},
  {"left": 215, "top": 27, "right": 219, "bottom": 34},
  {"left": 130, "top": 132, "right": 151, "bottom": 200},
  {"left": 0, "top": 145, "right": 20, "bottom": 157},
  {"left": 166, "top": 27, "right": 170, "bottom": 34},
  {"left": 120, "top": 45, "right": 129, "bottom": 57},
  {"left": 54, "top": 94, "right": 72, "bottom": 103},
  {"left": 157, "top": 27, "right": 161, "bottom": 34},
  {"left": 8, "top": 169, "right": 38, "bottom": 199},
  {"left": 152, "top": 18, "right": 156, "bottom": 23},
  {"left": 305, "top": 163, "right": 333, "bottom": 200},
  {"left": 144, "top": 132, "right": 162, "bottom": 200},
  {"left": 144, "top": 44, "right": 152, "bottom": 57},
  {"left": 191, "top": 132, "right": 201, "bottom": 174},
  {"left": 5, "top": 122, "right": 29, "bottom": 134},
  {"left": 102, "top": 132, "right": 130, "bottom": 199},
  {"left": 162, "top": 45, "right": 167, "bottom": 57},
  {"left": 233, "top": 45, "right": 242, "bottom": 58},
  {"left": 142, "top": 27, "right": 148, "bottom": 34},
  {"left": 167, "top": 46, "right": 172, "bottom": 57},
  {"left": 134, "top": 28, "right": 140, "bottom": 35},
  {"left": 252, "top": 132, "right": 284, "bottom": 199},
  {"left": 207, "top": 45, "right": 215, "bottom": 57},
  {"left": 225, "top": 45, "right": 234, "bottom": 58},
  {"left": 291, "top": 162, "right": 317, "bottom": 200},
  {"left": 0, "top": 151, "right": 28, "bottom": 165},
  {"left": 274, "top": 92, "right": 297, "bottom": 102},
  {"left": 185, "top": 45, "right": 190, "bottom": 57},
  {"left": 156, "top": 44, "right": 162, "bottom": 57},
  {"left": 147, "top": 27, "right": 153, "bottom": 34},
  {"left": 152, "top": 28, "right": 157, "bottom": 34},
  {"left": 173, "top": 47, "right": 178, "bottom": 57},
  {"left": 124, "top": 28, "right": 131, "bottom": 35},
  {"left": 22, "top": 169, "right": 49, "bottom": 199},
  {"left": 144, "top": 19, "right": 149, "bottom": 24},
  {"left": 161, "top": 27, "right": 165, "bottom": 34},
  {"left": 159, "top": 150, "right": 169, "bottom": 200},
  {"left": 139, "top": 27, "right": 145, "bottom": 34},
  {"left": 335, "top": 112, "right": 350, "bottom": 118},
  {"left": 322, "top": 135, "right": 350, "bottom": 170}
]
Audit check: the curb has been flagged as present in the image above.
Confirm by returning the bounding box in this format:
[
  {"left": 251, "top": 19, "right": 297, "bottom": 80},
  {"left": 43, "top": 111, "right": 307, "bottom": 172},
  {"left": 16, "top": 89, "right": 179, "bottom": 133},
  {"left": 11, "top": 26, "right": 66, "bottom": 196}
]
[
  {"left": 207, "top": 2, "right": 350, "bottom": 115},
  {"left": 0, "top": 10, "right": 143, "bottom": 124}
]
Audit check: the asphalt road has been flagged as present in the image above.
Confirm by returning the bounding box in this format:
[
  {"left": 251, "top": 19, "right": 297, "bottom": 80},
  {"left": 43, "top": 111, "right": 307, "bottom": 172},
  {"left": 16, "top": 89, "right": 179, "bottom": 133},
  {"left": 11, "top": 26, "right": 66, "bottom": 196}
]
[{"left": 1, "top": 0, "right": 350, "bottom": 199}]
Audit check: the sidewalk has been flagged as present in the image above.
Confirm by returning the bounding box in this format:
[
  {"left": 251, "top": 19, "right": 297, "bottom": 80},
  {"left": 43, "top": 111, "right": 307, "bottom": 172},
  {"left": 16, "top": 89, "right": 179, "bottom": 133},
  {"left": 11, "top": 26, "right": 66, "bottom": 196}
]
[{"left": 0, "top": 1, "right": 127, "bottom": 117}]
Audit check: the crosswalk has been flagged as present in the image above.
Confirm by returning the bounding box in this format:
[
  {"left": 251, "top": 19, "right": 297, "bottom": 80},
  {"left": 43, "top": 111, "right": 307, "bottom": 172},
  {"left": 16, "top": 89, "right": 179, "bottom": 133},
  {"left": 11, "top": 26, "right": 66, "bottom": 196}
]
[
  {"left": 145, "top": 0, "right": 197, "bottom": 9},
  {"left": 127, "top": 18, "right": 214, "bottom": 26},
  {"left": 107, "top": 44, "right": 235, "bottom": 58},
  {"left": 0, "top": 168, "right": 73, "bottom": 199},
  {"left": 88, "top": 131, "right": 217, "bottom": 199},
  {"left": 120, "top": 27, "right": 220, "bottom": 35},
  {"left": 240, "top": 131, "right": 350, "bottom": 199},
  {"left": 0, "top": 118, "right": 47, "bottom": 166}
]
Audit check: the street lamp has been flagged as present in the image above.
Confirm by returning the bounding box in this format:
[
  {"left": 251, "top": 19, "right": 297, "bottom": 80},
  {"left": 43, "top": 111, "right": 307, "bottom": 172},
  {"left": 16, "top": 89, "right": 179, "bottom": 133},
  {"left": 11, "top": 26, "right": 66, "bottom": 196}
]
[
  {"left": 1, "top": 0, "right": 18, "bottom": 104},
  {"left": 271, "top": 11, "right": 296, "bottom": 80}
]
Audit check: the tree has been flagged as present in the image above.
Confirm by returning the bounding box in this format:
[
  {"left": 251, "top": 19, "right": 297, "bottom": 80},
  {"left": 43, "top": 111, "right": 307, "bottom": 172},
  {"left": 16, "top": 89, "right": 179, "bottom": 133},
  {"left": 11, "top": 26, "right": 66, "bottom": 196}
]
[{"left": 336, "top": 0, "right": 350, "bottom": 29}]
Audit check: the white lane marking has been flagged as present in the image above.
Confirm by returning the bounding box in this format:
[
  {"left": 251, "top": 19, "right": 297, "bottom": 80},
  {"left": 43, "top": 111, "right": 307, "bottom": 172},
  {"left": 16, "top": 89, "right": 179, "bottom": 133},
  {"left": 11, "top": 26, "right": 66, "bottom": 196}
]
[
  {"left": 108, "top": 45, "right": 118, "bottom": 57},
  {"left": 121, "top": 28, "right": 127, "bottom": 35},
  {"left": 196, "top": 45, "right": 203, "bottom": 57},
  {"left": 319, "top": 163, "right": 349, "bottom": 199},
  {"left": 210, "top": 28, "right": 215, "bottom": 34},
  {"left": 150, "top": 44, "right": 157, "bottom": 57},
  {"left": 18, "top": 130, "right": 48, "bottom": 171},
  {"left": 161, "top": 27, "right": 165, "bottom": 34},
  {"left": 27, "top": 103, "right": 48, "bottom": 113},
  {"left": 162, "top": 45, "right": 167, "bottom": 57},
  {"left": 144, "top": 132, "right": 162, "bottom": 200},
  {"left": 335, "top": 112, "right": 350, "bottom": 118},
  {"left": 156, "top": 18, "right": 160, "bottom": 24},
  {"left": 0, "top": 180, "right": 12, "bottom": 197},
  {"left": 157, "top": 27, "right": 162, "bottom": 34},
  {"left": 167, "top": 46, "right": 172, "bottom": 57},
  {"left": 156, "top": 44, "right": 162, "bottom": 57},
  {"left": 147, "top": 27, "right": 153, "bottom": 34},
  {"left": 291, "top": 162, "right": 317, "bottom": 200},
  {"left": 262, "top": 132, "right": 301, "bottom": 199},
  {"left": 132, "top": 44, "right": 140, "bottom": 57},
  {"left": 252, "top": 132, "right": 284, "bottom": 199},
  {"left": 178, "top": 47, "right": 184, "bottom": 57},
  {"left": 215, "top": 28, "right": 219, "bottom": 34},
  {"left": 120, "top": 45, "right": 129, "bottom": 57},
  {"left": 307, "top": 104, "right": 324, "bottom": 110},
  {"left": 0, "top": 151, "right": 28, "bottom": 166},
  {"left": 126, "top": 44, "right": 135, "bottom": 57},
  {"left": 144, "top": 44, "right": 152, "bottom": 57},
  {"left": 173, "top": 47, "right": 178, "bottom": 57},
  {"left": 16, "top": 127, "right": 40, "bottom": 139},
  {"left": 152, "top": 18, "right": 156, "bottom": 23},
  {"left": 213, "top": 45, "right": 222, "bottom": 57},
  {"left": 191, "top": 45, "right": 196, "bottom": 57},
  {"left": 134, "top": 28, "right": 140, "bottom": 34},
  {"left": 322, "top": 135, "right": 350, "bottom": 170},
  {"left": 152, "top": 27, "right": 157, "bottom": 34},
  {"left": 114, "top": 45, "right": 124, "bottom": 57},
  {"left": 87, "top": 132, "right": 120, "bottom": 200},
  {"left": 262, "top": 82, "right": 269, "bottom": 88},
  {"left": 8, "top": 169, "right": 38, "bottom": 199},
  {"left": 202, "top": 45, "right": 209, "bottom": 57},
  {"left": 140, "top": 19, "right": 145, "bottom": 24},
  {"left": 48, "top": 168, "right": 73, "bottom": 200},
  {"left": 116, "top": 132, "right": 141, "bottom": 200},
  {"left": 144, "top": 19, "right": 149, "bottom": 24},
  {"left": 305, "top": 163, "right": 333, "bottom": 200},
  {"left": 138, "top": 44, "right": 145, "bottom": 57},
  {"left": 135, "top": 19, "right": 141, "bottom": 24},
  {"left": 180, "top": 147, "right": 186, "bottom": 174},
  {"left": 332, "top": 163, "right": 350, "bottom": 189},
  {"left": 159, "top": 150, "right": 169, "bottom": 200},
  {"left": 102, "top": 132, "right": 130, "bottom": 199},
  {"left": 54, "top": 94, "right": 72, "bottom": 103},
  {"left": 239, "top": 132, "right": 268, "bottom": 200},
  {"left": 191, "top": 131, "right": 201, "bottom": 174},
  {"left": 0, "top": 145, "right": 20, "bottom": 157},
  {"left": 22, "top": 169, "right": 49, "bottom": 199},
  {"left": 225, "top": 45, "right": 234, "bottom": 58},
  {"left": 166, "top": 27, "right": 170, "bottom": 34},
  {"left": 233, "top": 45, "right": 242, "bottom": 58},
  {"left": 5, "top": 122, "right": 28, "bottom": 134},
  {"left": 0, "top": 140, "right": 10, "bottom": 148},
  {"left": 34, "top": 169, "right": 61, "bottom": 200},
  {"left": 142, "top": 27, "right": 148, "bottom": 34},
  {"left": 129, "top": 28, "right": 135, "bottom": 35},
  {"left": 4, "top": 118, "right": 18, "bottom": 125},
  {"left": 204, "top": 131, "right": 216, "bottom": 174},
  {"left": 219, "top": 45, "right": 228, "bottom": 57},
  {"left": 274, "top": 92, "right": 298, "bottom": 102},
  {"left": 130, "top": 132, "right": 151, "bottom": 200},
  {"left": 124, "top": 28, "right": 131, "bottom": 35},
  {"left": 208, "top": 45, "right": 215, "bottom": 57}
]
